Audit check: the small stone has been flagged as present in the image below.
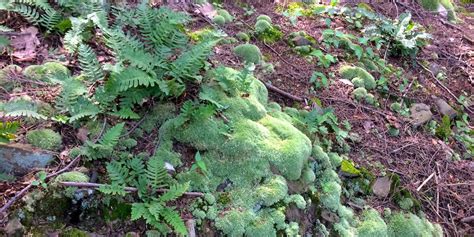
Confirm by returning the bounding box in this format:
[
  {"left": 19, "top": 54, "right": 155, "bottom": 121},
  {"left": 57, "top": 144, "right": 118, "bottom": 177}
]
[
  {"left": 409, "top": 103, "right": 432, "bottom": 127},
  {"left": 372, "top": 176, "right": 391, "bottom": 198},
  {"left": 433, "top": 96, "right": 457, "bottom": 119},
  {"left": 338, "top": 79, "right": 354, "bottom": 87},
  {"left": 0, "top": 143, "right": 54, "bottom": 177},
  {"left": 291, "top": 36, "right": 312, "bottom": 47},
  {"left": 5, "top": 218, "right": 25, "bottom": 236},
  {"left": 340, "top": 160, "right": 361, "bottom": 178}
]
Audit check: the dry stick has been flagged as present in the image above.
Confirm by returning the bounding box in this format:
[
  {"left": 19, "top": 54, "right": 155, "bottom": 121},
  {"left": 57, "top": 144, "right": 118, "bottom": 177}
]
[
  {"left": 447, "top": 204, "right": 458, "bottom": 234},
  {"left": 461, "top": 215, "right": 474, "bottom": 223},
  {"left": 263, "top": 81, "right": 304, "bottom": 102},
  {"left": 416, "top": 172, "right": 435, "bottom": 192},
  {"left": 59, "top": 182, "right": 204, "bottom": 197},
  {"left": 417, "top": 62, "right": 473, "bottom": 114},
  {"left": 0, "top": 119, "right": 107, "bottom": 214}
]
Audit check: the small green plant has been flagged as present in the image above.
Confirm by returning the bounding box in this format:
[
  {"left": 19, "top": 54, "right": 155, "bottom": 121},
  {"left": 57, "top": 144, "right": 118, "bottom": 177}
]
[
  {"left": 254, "top": 16, "right": 282, "bottom": 43},
  {"left": 310, "top": 50, "right": 337, "bottom": 68},
  {"left": 236, "top": 32, "right": 250, "bottom": 42},
  {"left": 0, "top": 121, "right": 19, "bottom": 143},
  {"left": 310, "top": 71, "right": 328, "bottom": 89},
  {"left": 435, "top": 115, "right": 452, "bottom": 140},
  {"left": 216, "top": 9, "right": 233, "bottom": 23},
  {"left": 339, "top": 65, "right": 376, "bottom": 90},
  {"left": 191, "top": 151, "right": 209, "bottom": 176}
]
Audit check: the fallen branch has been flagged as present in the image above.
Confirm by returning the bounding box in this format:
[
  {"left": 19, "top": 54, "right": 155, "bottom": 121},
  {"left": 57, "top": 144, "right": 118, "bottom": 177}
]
[
  {"left": 461, "top": 215, "right": 474, "bottom": 223},
  {"left": 262, "top": 81, "right": 304, "bottom": 102},
  {"left": 417, "top": 62, "right": 473, "bottom": 114},
  {"left": 59, "top": 182, "right": 204, "bottom": 197},
  {"left": 416, "top": 172, "right": 435, "bottom": 192}
]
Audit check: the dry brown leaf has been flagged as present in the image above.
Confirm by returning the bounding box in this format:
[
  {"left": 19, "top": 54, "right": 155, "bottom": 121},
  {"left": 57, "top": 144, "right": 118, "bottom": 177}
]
[{"left": 10, "top": 27, "right": 40, "bottom": 61}]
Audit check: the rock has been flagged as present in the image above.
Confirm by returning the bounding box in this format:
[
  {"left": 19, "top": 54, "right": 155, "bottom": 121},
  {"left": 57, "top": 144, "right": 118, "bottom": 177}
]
[
  {"left": 409, "top": 103, "right": 432, "bottom": 127},
  {"left": 0, "top": 143, "right": 54, "bottom": 176},
  {"left": 338, "top": 79, "right": 354, "bottom": 87},
  {"left": 5, "top": 218, "right": 25, "bottom": 237},
  {"left": 372, "top": 176, "right": 391, "bottom": 198},
  {"left": 340, "top": 160, "right": 361, "bottom": 178},
  {"left": 433, "top": 96, "right": 457, "bottom": 119},
  {"left": 291, "top": 36, "right": 312, "bottom": 47}
]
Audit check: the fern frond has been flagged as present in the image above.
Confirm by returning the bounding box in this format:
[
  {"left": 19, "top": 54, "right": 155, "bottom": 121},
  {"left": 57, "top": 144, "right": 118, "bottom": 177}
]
[
  {"left": 99, "top": 122, "right": 124, "bottom": 147},
  {"left": 127, "top": 157, "right": 145, "bottom": 182},
  {"left": 68, "top": 98, "right": 100, "bottom": 122},
  {"left": 106, "top": 161, "right": 128, "bottom": 185},
  {"left": 78, "top": 44, "right": 103, "bottom": 82},
  {"left": 169, "top": 40, "right": 217, "bottom": 82},
  {"left": 13, "top": 5, "right": 41, "bottom": 25},
  {"left": 146, "top": 157, "right": 170, "bottom": 189},
  {"left": 1, "top": 99, "right": 46, "bottom": 120},
  {"left": 97, "top": 183, "right": 127, "bottom": 196},
  {"left": 113, "top": 67, "right": 158, "bottom": 91},
  {"left": 161, "top": 207, "right": 187, "bottom": 235},
  {"left": 112, "top": 107, "right": 140, "bottom": 120},
  {"left": 130, "top": 202, "right": 147, "bottom": 221},
  {"left": 39, "top": 8, "right": 61, "bottom": 32},
  {"left": 159, "top": 182, "right": 189, "bottom": 202}
]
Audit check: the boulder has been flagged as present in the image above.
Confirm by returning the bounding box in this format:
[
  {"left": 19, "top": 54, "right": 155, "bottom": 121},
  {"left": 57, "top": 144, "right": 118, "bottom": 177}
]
[
  {"left": 0, "top": 143, "right": 54, "bottom": 176},
  {"left": 433, "top": 96, "right": 457, "bottom": 118},
  {"left": 291, "top": 36, "right": 313, "bottom": 47},
  {"left": 409, "top": 103, "right": 432, "bottom": 127},
  {"left": 372, "top": 176, "right": 391, "bottom": 198}
]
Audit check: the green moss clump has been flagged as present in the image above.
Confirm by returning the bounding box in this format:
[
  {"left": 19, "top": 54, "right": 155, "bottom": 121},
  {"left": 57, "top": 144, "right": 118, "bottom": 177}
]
[
  {"left": 215, "top": 209, "right": 256, "bottom": 236},
  {"left": 285, "top": 222, "right": 300, "bottom": 236},
  {"left": 255, "top": 19, "right": 272, "bottom": 33},
  {"left": 188, "top": 28, "right": 215, "bottom": 42},
  {"left": 420, "top": 0, "right": 457, "bottom": 22},
  {"left": 254, "top": 20, "right": 283, "bottom": 43},
  {"left": 256, "top": 14, "right": 272, "bottom": 23},
  {"left": 213, "top": 15, "right": 226, "bottom": 25},
  {"left": 339, "top": 65, "right": 376, "bottom": 90},
  {"left": 217, "top": 9, "right": 233, "bottom": 23},
  {"left": 284, "top": 194, "right": 306, "bottom": 209},
  {"left": 26, "top": 129, "right": 62, "bottom": 151},
  {"left": 387, "top": 212, "right": 443, "bottom": 237},
  {"left": 301, "top": 167, "right": 315, "bottom": 184},
  {"left": 398, "top": 197, "right": 414, "bottom": 210},
  {"left": 352, "top": 88, "right": 368, "bottom": 101},
  {"left": 357, "top": 209, "right": 388, "bottom": 237},
  {"left": 236, "top": 32, "right": 250, "bottom": 42},
  {"left": 61, "top": 228, "right": 89, "bottom": 237},
  {"left": 234, "top": 44, "right": 263, "bottom": 64},
  {"left": 139, "top": 102, "right": 176, "bottom": 133},
  {"left": 256, "top": 175, "right": 288, "bottom": 206},
  {"left": 23, "top": 62, "right": 69, "bottom": 82},
  {"left": 55, "top": 171, "right": 89, "bottom": 183},
  {"left": 390, "top": 102, "right": 402, "bottom": 112}
]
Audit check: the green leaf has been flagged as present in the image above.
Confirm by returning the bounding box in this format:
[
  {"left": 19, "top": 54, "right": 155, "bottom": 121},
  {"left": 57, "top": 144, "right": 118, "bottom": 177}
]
[
  {"left": 159, "top": 182, "right": 190, "bottom": 202},
  {"left": 131, "top": 203, "right": 147, "bottom": 221},
  {"left": 100, "top": 123, "right": 125, "bottom": 147}
]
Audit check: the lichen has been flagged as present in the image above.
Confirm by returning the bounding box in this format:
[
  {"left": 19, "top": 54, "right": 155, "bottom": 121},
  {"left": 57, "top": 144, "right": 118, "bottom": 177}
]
[
  {"left": 234, "top": 44, "right": 263, "bottom": 64},
  {"left": 26, "top": 129, "right": 62, "bottom": 151}
]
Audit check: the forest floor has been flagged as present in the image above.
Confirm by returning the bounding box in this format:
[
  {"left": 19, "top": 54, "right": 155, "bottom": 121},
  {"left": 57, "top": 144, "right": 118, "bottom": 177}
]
[{"left": 0, "top": 1, "right": 473, "bottom": 236}]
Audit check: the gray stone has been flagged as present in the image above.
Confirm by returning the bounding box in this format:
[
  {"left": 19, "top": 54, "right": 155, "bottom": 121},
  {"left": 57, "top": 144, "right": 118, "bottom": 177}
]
[
  {"left": 0, "top": 143, "right": 54, "bottom": 177},
  {"left": 5, "top": 218, "right": 25, "bottom": 237},
  {"left": 409, "top": 103, "right": 433, "bottom": 127},
  {"left": 291, "top": 36, "right": 312, "bottom": 47},
  {"left": 372, "top": 176, "right": 391, "bottom": 198},
  {"left": 338, "top": 79, "right": 354, "bottom": 87},
  {"left": 433, "top": 96, "right": 457, "bottom": 118}
]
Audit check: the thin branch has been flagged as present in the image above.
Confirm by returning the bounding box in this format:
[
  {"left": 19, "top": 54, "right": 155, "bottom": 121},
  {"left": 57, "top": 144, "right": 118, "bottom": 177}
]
[
  {"left": 59, "top": 182, "right": 204, "bottom": 197},
  {"left": 262, "top": 81, "right": 304, "bottom": 102},
  {"left": 416, "top": 172, "right": 435, "bottom": 192}
]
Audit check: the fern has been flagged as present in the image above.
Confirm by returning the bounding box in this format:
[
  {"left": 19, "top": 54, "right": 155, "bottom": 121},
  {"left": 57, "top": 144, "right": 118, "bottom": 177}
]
[
  {"left": 99, "top": 122, "right": 124, "bottom": 147},
  {"left": 161, "top": 207, "right": 187, "bottom": 235},
  {"left": 158, "top": 182, "right": 190, "bottom": 202},
  {"left": 113, "top": 67, "right": 158, "bottom": 92},
  {"left": 146, "top": 157, "right": 170, "bottom": 189},
  {"left": 169, "top": 40, "right": 217, "bottom": 82},
  {"left": 112, "top": 107, "right": 140, "bottom": 120},
  {"left": 97, "top": 183, "right": 127, "bottom": 196},
  {"left": 78, "top": 44, "right": 103, "bottom": 82},
  {"left": 106, "top": 161, "right": 128, "bottom": 185},
  {"left": 67, "top": 97, "right": 100, "bottom": 122},
  {"left": 1, "top": 99, "right": 47, "bottom": 120},
  {"left": 0, "top": 25, "right": 13, "bottom": 32},
  {"left": 11, "top": 0, "right": 61, "bottom": 32}
]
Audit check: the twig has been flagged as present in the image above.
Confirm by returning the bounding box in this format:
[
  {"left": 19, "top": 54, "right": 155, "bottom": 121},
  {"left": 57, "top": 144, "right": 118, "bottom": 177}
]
[
  {"left": 390, "top": 143, "right": 416, "bottom": 154},
  {"left": 59, "top": 182, "right": 204, "bottom": 197},
  {"left": 186, "top": 219, "right": 196, "bottom": 237},
  {"left": 417, "top": 62, "right": 473, "bottom": 114},
  {"left": 447, "top": 204, "right": 458, "bottom": 234},
  {"left": 321, "top": 96, "right": 388, "bottom": 119},
  {"left": 461, "top": 215, "right": 474, "bottom": 223},
  {"left": 416, "top": 172, "right": 435, "bottom": 192},
  {"left": 262, "top": 81, "right": 304, "bottom": 101}
]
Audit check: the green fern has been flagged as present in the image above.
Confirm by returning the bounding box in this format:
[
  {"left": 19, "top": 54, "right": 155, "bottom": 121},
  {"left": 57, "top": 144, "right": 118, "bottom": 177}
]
[
  {"left": 1, "top": 99, "right": 47, "bottom": 120},
  {"left": 0, "top": 25, "right": 13, "bottom": 32},
  {"left": 111, "top": 107, "right": 140, "bottom": 120},
  {"left": 113, "top": 67, "right": 158, "bottom": 92},
  {"left": 97, "top": 183, "right": 127, "bottom": 196},
  {"left": 146, "top": 157, "right": 169, "bottom": 189},
  {"left": 161, "top": 207, "right": 187, "bottom": 235},
  {"left": 158, "top": 182, "right": 190, "bottom": 202},
  {"left": 169, "top": 40, "right": 217, "bottom": 82},
  {"left": 78, "top": 44, "right": 103, "bottom": 82},
  {"left": 11, "top": 1, "right": 61, "bottom": 32},
  {"left": 99, "top": 122, "right": 124, "bottom": 147},
  {"left": 106, "top": 161, "right": 128, "bottom": 185},
  {"left": 67, "top": 97, "right": 100, "bottom": 122}
]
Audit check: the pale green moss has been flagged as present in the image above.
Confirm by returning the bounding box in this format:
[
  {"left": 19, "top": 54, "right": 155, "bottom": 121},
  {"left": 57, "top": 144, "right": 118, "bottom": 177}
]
[
  {"left": 285, "top": 222, "right": 300, "bottom": 237},
  {"left": 255, "top": 19, "right": 272, "bottom": 33},
  {"left": 234, "top": 44, "right": 262, "bottom": 64},
  {"left": 328, "top": 152, "right": 342, "bottom": 168},
  {"left": 357, "top": 209, "right": 388, "bottom": 237},
  {"left": 256, "top": 175, "right": 288, "bottom": 206},
  {"left": 340, "top": 65, "right": 376, "bottom": 90},
  {"left": 26, "top": 129, "right": 62, "bottom": 151},
  {"left": 390, "top": 102, "right": 402, "bottom": 112},
  {"left": 387, "top": 212, "right": 443, "bottom": 237},
  {"left": 398, "top": 197, "right": 414, "bottom": 210},
  {"left": 23, "top": 62, "right": 69, "bottom": 83},
  {"left": 284, "top": 194, "right": 306, "bottom": 209},
  {"left": 140, "top": 103, "right": 176, "bottom": 133},
  {"left": 301, "top": 167, "right": 315, "bottom": 184},
  {"left": 55, "top": 171, "right": 89, "bottom": 183},
  {"left": 352, "top": 87, "right": 368, "bottom": 101},
  {"left": 215, "top": 209, "right": 256, "bottom": 237},
  {"left": 217, "top": 9, "right": 233, "bottom": 23},
  {"left": 213, "top": 15, "right": 226, "bottom": 25},
  {"left": 256, "top": 15, "right": 272, "bottom": 23},
  {"left": 236, "top": 32, "right": 250, "bottom": 42}
]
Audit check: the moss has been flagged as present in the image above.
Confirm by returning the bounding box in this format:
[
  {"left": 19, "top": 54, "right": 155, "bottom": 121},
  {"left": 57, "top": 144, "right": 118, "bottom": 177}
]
[
  {"left": 234, "top": 44, "right": 262, "bottom": 64},
  {"left": 26, "top": 129, "right": 62, "bottom": 151},
  {"left": 236, "top": 32, "right": 250, "bottom": 42},
  {"left": 390, "top": 102, "right": 402, "bottom": 112},
  {"left": 140, "top": 103, "right": 176, "bottom": 133},
  {"left": 340, "top": 65, "right": 376, "bottom": 90},
  {"left": 284, "top": 194, "right": 306, "bottom": 209},
  {"left": 204, "top": 193, "right": 216, "bottom": 204},
  {"left": 352, "top": 88, "right": 368, "bottom": 101},
  {"left": 188, "top": 28, "right": 215, "bottom": 42},
  {"left": 255, "top": 19, "right": 272, "bottom": 33},
  {"left": 256, "top": 14, "right": 272, "bottom": 23},
  {"left": 398, "top": 197, "right": 414, "bottom": 210},
  {"left": 256, "top": 175, "right": 288, "bottom": 206},
  {"left": 217, "top": 9, "right": 233, "bottom": 23},
  {"left": 23, "top": 62, "right": 69, "bottom": 82},
  {"left": 285, "top": 222, "right": 300, "bottom": 237},
  {"left": 55, "top": 171, "right": 89, "bottom": 183},
  {"left": 365, "top": 93, "right": 376, "bottom": 105},
  {"left": 328, "top": 152, "right": 342, "bottom": 168},
  {"left": 213, "top": 15, "right": 226, "bottom": 25},
  {"left": 387, "top": 212, "right": 443, "bottom": 237},
  {"left": 215, "top": 209, "right": 256, "bottom": 237},
  {"left": 301, "top": 167, "right": 315, "bottom": 184},
  {"left": 357, "top": 209, "right": 388, "bottom": 237},
  {"left": 61, "top": 228, "right": 89, "bottom": 237},
  {"left": 119, "top": 138, "right": 137, "bottom": 149}
]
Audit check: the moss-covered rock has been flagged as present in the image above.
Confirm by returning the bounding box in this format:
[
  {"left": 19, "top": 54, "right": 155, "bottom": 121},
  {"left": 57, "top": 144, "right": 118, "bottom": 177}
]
[
  {"left": 23, "top": 62, "right": 69, "bottom": 83},
  {"left": 357, "top": 209, "right": 388, "bottom": 237},
  {"left": 339, "top": 65, "right": 376, "bottom": 90},
  {"left": 234, "top": 44, "right": 262, "bottom": 64},
  {"left": 387, "top": 212, "right": 443, "bottom": 237},
  {"left": 213, "top": 15, "right": 226, "bottom": 25},
  {"left": 236, "top": 32, "right": 250, "bottom": 42},
  {"left": 26, "top": 129, "right": 62, "bottom": 151}
]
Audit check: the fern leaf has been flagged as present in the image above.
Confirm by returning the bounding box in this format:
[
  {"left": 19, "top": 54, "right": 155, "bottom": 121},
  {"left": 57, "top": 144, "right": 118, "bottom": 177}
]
[
  {"left": 0, "top": 25, "right": 13, "bottom": 32},
  {"left": 99, "top": 122, "right": 124, "bottom": 147},
  {"left": 159, "top": 182, "right": 189, "bottom": 203},
  {"left": 1, "top": 99, "right": 46, "bottom": 120},
  {"left": 97, "top": 183, "right": 127, "bottom": 196},
  {"left": 146, "top": 157, "right": 169, "bottom": 189},
  {"left": 130, "top": 203, "right": 147, "bottom": 221},
  {"left": 113, "top": 67, "right": 158, "bottom": 92},
  {"left": 106, "top": 161, "right": 128, "bottom": 185},
  {"left": 161, "top": 207, "right": 187, "bottom": 235},
  {"left": 169, "top": 40, "right": 217, "bottom": 82},
  {"left": 112, "top": 107, "right": 140, "bottom": 120},
  {"left": 68, "top": 98, "right": 100, "bottom": 122},
  {"left": 78, "top": 44, "right": 103, "bottom": 82},
  {"left": 13, "top": 5, "right": 41, "bottom": 26}
]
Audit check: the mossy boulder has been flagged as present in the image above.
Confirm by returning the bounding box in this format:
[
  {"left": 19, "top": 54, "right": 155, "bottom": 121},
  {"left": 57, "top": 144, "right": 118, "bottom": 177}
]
[
  {"left": 26, "top": 129, "right": 62, "bottom": 151},
  {"left": 23, "top": 62, "right": 69, "bottom": 83},
  {"left": 339, "top": 65, "right": 376, "bottom": 90},
  {"left": 233, "top": 44, "right": 262, "bottom": 64}
]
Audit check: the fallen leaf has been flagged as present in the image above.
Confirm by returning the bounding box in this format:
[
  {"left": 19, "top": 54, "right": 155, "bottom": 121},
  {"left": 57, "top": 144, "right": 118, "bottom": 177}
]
[
  {"left": 10, "top": 27, "right": 40, "bottom": 61},
  {"left": 195, "top": 2, "right": 217, "bottom": 19}
]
